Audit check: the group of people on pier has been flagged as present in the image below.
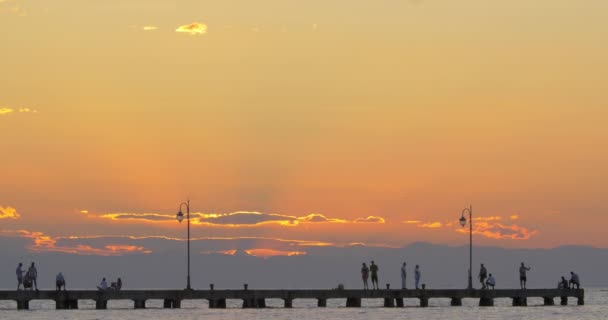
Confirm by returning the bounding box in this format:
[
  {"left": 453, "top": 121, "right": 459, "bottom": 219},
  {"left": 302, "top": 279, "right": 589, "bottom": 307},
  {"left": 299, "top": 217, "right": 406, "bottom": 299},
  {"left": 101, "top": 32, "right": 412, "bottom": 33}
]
[
  {"left": 15, "top": 261, "right": 122, "bottom": 292},
  {"left": 360, "top": 260, "right": 581, "bottom": 291},
  {"left": 361, "top": 261, "right": 422, "bottom": 290}
]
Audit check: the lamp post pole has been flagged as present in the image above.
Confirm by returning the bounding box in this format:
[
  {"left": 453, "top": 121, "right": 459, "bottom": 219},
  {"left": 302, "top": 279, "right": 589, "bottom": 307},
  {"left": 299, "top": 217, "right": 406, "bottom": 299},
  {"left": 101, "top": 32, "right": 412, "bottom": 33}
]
[
  {"left": 460, "top": 205, "right": 473, "bottom": 290},
  {"left": 177, "top": 200, "right": 192, "bottom": 290}
]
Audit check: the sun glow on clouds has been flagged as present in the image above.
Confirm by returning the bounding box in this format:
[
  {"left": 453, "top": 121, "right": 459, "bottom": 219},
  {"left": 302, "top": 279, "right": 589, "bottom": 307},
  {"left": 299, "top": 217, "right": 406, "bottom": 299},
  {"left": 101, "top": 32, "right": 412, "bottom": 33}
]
[
  {"left": 175, "top": 22, "right": 207, "bottom": 35},
  {"left": 2, "top": 230, "right": 152, "bottom": 256},
  {"left": 244, "top": 249, "right": 307, "bottom": 258},
  {"left": 142, "top": 26, "right": 157, "bottom": 31},
  {"left": 404, "top": 215, "right": 538, "bottom": 240},
  {"left": 0, "top": 206, "right": 20, "bottom": 219},
  {"left": 97, "top": 211, "right": 386, "bottom": 227},
  {"left": 0, "top": 107, "right": 37, "bottom": 115}
]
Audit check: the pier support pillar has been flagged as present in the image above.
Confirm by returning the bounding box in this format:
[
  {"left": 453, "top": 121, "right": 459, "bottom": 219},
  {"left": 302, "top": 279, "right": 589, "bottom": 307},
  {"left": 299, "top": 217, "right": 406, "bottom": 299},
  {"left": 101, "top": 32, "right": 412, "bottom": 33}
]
[
  {"left": 17, "top": 300, "right": 30, "bottom": 310},
  {"left": 56, "top": 300, "right": 67, "bottom": 310},
  {"left": 163, "top": 299, "right": 181, "bottom": 309},
  {"left": 578, "top": 297, "right": 585, "bottom": 306},
  {"left": 512, "top": 297, "right": 527, "bottom": 307},
  {"left": 560, "top": 297, "right": 568, "bottom": 306},
  {"left": 383, "top": 298, "right": 395, "bottom": 308},
  {"left": 479, "top": 297, "right": 494, "bottom": 307},
  {"left": 396, "top": 298, "right": 404, "bottom": 307},
  {"left": 346, "top": 297, "right": 361, "bottom": 308},
  {"left": 68, "top": 300, "right": 78, "bottom": 309},
  {"left": 95, "top": 300, "right": 107, "bottom": 310},
  {"left": 284, "top": 299, "right": 293, "bottom": 308},
  {"left": 543, "top": 297, "right": 555, "bottom": 306},
  {"left": 450, "top": 298, "right": 462, "bottom": 306},
  {"left": 243, "top": 298, "right": 266, "bottom": 308},
  {"left": 317, "top": 299, "right": 327, "bottom": 307},
  {"left": 209, "top": 299, "right": 226, "bottom": 309},
  {"left": 419, "top": 297, "right": 429, "bottom": 308},
  {"left": 134, "top": 299, "right": 146, "bottom": 309}
]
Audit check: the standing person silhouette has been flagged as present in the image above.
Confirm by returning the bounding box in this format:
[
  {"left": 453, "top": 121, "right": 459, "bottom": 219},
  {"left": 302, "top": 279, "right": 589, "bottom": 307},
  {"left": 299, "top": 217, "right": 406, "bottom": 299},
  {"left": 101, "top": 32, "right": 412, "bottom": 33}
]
[
  {"left": 361, "top": 263, "right": 369, "bottom": 290},
  {"left": 519, "top": 262, "right": 531, "bottom": 289},
  {"left": 415, "top": 265, "right": 421, "bottom": 289},
  {"left": 370, "top": 261, "right": 379, "bottom": 290},
  {"left": 16, "top": 263, "right": 24, "bottom": 290},
  {"left": 479, "top": 263, "right": 488, "bottom": 289},
  {"left": 400, "top": 262, "right": 407, "bottom": 289},
  {"left": 27, "top": 262, "right": 38, "bottom": 291}
]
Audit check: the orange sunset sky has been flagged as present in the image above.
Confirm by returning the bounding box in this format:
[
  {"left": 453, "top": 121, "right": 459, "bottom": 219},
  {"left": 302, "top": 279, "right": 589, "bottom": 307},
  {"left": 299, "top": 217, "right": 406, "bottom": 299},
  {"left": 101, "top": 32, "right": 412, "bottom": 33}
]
[{"left": 1, "top": 0, "right": 608, "bottom": 257}]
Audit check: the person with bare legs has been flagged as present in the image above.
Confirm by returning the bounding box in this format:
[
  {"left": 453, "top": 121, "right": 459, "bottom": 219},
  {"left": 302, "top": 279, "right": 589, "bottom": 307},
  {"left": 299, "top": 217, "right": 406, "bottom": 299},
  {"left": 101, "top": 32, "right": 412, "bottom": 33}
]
[
  {"left": 361, "top": 263, "right": 369, "bottom": 290},
  {"left": 370, "top": 261, "right": 379, "bottom": 290},
  {"left": 519, "top": 262, "right": 531, "bottom": 289},
  {"left": 16, "top": 263, "right": 24, "bottom": 290}
]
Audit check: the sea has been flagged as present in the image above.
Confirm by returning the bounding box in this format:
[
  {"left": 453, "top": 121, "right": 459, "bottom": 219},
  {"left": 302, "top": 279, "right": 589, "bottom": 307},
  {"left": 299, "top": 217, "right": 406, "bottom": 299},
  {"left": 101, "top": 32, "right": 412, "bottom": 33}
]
[{"left": 1, "top": 288, "right": 606, "bottom": 320}]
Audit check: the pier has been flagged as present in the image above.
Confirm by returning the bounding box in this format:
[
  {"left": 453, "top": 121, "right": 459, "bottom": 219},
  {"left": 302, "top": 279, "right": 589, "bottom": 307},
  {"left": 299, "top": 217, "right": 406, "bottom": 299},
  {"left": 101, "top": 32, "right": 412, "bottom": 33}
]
[{"left": 0, "top": 288, "right": 584, "bottom": 310}]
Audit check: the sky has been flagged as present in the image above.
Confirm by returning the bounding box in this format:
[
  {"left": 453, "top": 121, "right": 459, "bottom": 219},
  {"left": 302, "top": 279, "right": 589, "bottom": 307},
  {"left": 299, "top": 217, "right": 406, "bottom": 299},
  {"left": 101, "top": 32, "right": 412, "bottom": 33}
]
[{"left": 1, "top": 0, "right": 608, "bottom": 264}]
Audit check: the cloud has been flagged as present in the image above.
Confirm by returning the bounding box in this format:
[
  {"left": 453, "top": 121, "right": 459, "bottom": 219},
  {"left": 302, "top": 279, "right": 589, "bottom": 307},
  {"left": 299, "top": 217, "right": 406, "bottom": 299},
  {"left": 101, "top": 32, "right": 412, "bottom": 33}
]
[
  {"left": 175, "top": 22, "right": 208, "bottom": 35},
  {"left": 0, "top": 107, "right": 37, "bottom": 116},
  {"left": 403, "top": 220, "right": 442, "bottom": 228},
  {"left": 419, "top": 222, "right": 443, "bottom": 228},
  {"left": 142, "top": 26, "right": 157, "bottom": 31},
  {"left": 243, "top": 249, "right": 306, "bottom": 258},
  {"left": 457, "top": 221, "right": 538, "bottom": 240},
  {"left": 0, "top": 206, "right": 20, "bottom": 219},
  {"left": 406, "top": 215, "right": 539, "bottom": 240},
  {"left": 0, "top": 230, "right": 151, "bottom": 256},
  {"left": 97, "top": 211, "right": 385, "bottom": 227},
  {"left": 354, "top": 216, "right": 386, "bottom": 223}
]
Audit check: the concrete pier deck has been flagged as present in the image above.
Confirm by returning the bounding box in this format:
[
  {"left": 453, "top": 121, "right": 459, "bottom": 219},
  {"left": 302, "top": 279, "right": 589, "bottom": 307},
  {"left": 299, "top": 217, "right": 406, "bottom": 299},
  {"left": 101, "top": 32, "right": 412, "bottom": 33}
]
[{"left": 0, "top": 288, "right": 584, "bottom": 310}]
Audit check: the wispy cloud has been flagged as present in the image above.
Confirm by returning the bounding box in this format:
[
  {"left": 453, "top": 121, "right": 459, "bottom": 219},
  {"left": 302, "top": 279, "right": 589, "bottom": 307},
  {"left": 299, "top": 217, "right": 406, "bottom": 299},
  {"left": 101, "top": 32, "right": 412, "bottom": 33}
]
[
  {"left": 0, "top": 230, "right": 152, "bottom": 256},
  {"left": 0, "top": 107, "right": 37, "bottom": 116},
  {"left": 405, "top": 215, "right": 538, "bottom": 240},
  {"left": 354, "top": 216, "right": 386, "bottom": 223},
  {"left": 0, "top": 206, "right": 20, "bottom": 219},
  {"left": 175, "top": 22, "right": 208, "bottom": 35},
  {"left": 97, "top": 211, "right": 385, "bottom": 227}
]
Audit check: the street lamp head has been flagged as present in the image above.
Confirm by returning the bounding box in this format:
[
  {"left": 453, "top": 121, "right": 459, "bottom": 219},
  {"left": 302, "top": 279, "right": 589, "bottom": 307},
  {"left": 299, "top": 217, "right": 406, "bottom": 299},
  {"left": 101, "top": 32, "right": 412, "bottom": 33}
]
[
  {"left": 459, "top": 214, "right": 466, "bottom": 227},
  {"left": 176, "top": 211, "right": 184, "bottom": 223}
]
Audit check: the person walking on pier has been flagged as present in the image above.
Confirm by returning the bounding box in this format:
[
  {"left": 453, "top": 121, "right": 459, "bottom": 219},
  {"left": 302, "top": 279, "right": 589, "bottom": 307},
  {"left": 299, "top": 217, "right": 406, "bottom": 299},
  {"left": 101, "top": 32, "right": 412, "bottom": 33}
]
[
  {"left": 519, "top": 262, "right": 531, "bottom": 289},
  {"left": 486, "top": 273, "right": 496, "bottom": 289},
  {"left": 479, "top": 263, "right": 488, "bottom": 289},
  {"left": 56, "top": 272, "right": 66, "bottom": 291},
  {"left": 415, "top": 265, "right": 421, "bottom": 290},
  {"left": 569, "top": 271, "right": 580, "bottom": 289},
  {"left": 16, "top": 263, "right": 24, "bottom": 290},
  {"left": 401, "top": 262, "right": 407, "bottom": 289},
  {"left": 27, "top": 262, "right": 38, "bottom": 291},
  {"left": 361, "top": 263, "right": 369, "bottom": 290},
  {"left": 370, "top": 261, "right": 379, "bottom": 290}
]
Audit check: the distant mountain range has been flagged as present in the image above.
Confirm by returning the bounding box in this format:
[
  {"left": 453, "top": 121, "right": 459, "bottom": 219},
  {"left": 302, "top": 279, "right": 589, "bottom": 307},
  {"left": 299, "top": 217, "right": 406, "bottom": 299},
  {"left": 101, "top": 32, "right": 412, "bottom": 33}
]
[{"left": 2, "top": 242, "right": 606, "bottom": 289}]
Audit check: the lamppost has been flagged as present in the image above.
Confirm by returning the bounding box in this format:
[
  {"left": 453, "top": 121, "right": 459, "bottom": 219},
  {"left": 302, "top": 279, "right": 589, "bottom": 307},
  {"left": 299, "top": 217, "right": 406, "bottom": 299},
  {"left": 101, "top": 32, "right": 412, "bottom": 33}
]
[
  {"left": 176, "top": 200, "right": 192, "bottom": 290},
  {"left": 459, "top": 205, "right": 473, "bottom": 290}
]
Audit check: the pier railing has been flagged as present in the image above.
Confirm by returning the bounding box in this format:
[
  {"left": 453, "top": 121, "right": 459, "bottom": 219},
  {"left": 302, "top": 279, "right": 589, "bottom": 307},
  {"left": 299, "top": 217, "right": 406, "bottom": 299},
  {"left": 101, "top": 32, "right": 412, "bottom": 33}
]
[{"left": 0, "top": 288, "right": 585, "bottom": 310}]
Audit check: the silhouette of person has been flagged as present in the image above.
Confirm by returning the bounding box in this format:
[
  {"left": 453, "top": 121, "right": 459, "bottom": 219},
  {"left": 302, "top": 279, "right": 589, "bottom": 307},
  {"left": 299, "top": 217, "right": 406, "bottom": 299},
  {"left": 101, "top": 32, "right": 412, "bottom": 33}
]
[
  {"left": 361, "top": 263, "right": 369, "bottom": 290},
  {"left": 569, "top": 271, "right": 580, "bottom": 289},
  {"left": 27, "top": 262, "right": 38, "bottom": 291},
  {"left": 415, "top": 265, "right": 421, "bottom": 289},
  {"left": 401, "top": 262, "right": 407, "bottom": 289},
  {"left": 16, "top": 263, "right": 24, "bottom": 290},
  {"left": 519, "top": 262, "right": 531, "bottom": 289},
  {"left": 370, "top": 261, "right": 379, "bottom": 290},
  {"left": 479, "top": 263, "right": 488, "bottom": 289}
]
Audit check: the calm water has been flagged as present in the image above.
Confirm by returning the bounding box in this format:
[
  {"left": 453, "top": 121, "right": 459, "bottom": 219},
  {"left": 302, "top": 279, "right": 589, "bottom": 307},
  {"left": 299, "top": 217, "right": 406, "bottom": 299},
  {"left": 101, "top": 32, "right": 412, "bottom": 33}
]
[{"left": 1, "top": 289, "right": 606, "bottom": 320}]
